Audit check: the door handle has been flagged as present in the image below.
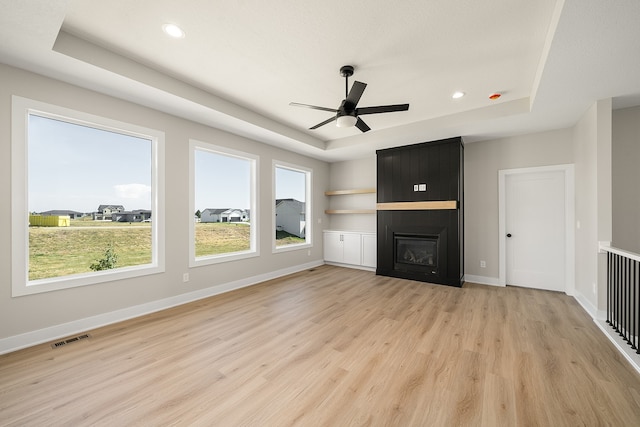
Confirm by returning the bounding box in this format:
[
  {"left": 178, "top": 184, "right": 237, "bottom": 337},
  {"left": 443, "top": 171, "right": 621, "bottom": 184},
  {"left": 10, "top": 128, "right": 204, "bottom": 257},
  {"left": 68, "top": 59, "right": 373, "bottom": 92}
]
[{"left": 506, "top": 233, "right": 512, "bottom": 238}]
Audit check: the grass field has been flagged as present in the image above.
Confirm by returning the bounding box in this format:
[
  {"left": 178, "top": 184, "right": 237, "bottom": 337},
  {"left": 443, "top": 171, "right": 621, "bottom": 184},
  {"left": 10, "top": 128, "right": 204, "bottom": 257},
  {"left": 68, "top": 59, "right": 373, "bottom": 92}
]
[
  {"left": 29, "top": 222, "right": 152, "bottom": 280},
  {"left": 195, "top": 222, "right": 251, "bottom": 257},
  {"left": 28, "top": 221, "right": 304, "bottom": 280}
]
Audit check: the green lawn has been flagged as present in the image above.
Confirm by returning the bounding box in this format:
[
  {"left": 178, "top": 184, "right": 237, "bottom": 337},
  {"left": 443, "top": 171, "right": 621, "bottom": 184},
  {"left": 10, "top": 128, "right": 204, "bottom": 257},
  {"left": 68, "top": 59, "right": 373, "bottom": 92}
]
[
  {"left": 29, "top": 223, "right": 152, "bottom": 280},
  {"left": 195, "top": 222, "right": 251, "bottom": 256},
  {"left": 28, "top": 221, "right": 304, "bottom": 280}
]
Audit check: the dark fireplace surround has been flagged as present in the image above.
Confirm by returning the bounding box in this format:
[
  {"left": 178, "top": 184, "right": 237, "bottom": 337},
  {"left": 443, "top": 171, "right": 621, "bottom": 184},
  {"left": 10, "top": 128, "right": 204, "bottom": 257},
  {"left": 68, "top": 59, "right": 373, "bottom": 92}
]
[{"left": 376, "top": 138, "right": 464, "bottom": 287}]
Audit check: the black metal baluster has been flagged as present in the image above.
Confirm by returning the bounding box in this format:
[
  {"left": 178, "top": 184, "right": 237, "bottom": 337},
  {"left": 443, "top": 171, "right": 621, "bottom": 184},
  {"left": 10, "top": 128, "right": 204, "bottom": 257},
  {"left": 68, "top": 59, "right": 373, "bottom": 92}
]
[
  {"left": 616, "top": 254, "right": 621, "bottom": 333},
  {"left": 634, "top": 261, "right": 640, "bottom": 354},
  {"left": 633, "top": 259, "right": 637, "bottom": 350},
  {"left": 620, "top": 255, "right": 624, "bottom": 337},
  {"left": 607, "top": 252, "right": 612, "bottom": 325},
  {"left": 636, "top": 259, "right": 640, "bottom": 353},
  {"left": 623, "top": 257, "right": 627, "bottom": 341},
  {"left": 624, "top": 258, "right": 633, "bottom": 344}
]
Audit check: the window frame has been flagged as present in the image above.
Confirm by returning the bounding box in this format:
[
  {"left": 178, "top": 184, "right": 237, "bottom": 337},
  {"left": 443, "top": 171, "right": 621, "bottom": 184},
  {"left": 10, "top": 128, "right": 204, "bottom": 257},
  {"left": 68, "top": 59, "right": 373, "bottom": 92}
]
[
  {"left": 189, "top": 139, "right": 259, "bottom": 267},
  {"left": 11, "top": 95, "right": 165, "bottom": 297},
  {"left": 272, "top": 160, "right": 313, "bottom": 253}
]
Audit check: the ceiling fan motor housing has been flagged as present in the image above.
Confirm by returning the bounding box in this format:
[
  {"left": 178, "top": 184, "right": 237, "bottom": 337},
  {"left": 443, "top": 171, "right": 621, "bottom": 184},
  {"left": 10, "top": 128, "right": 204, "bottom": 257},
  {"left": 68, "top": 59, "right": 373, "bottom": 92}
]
[{"left": 340, "top": 65, "right": 354, "bottom": 78}]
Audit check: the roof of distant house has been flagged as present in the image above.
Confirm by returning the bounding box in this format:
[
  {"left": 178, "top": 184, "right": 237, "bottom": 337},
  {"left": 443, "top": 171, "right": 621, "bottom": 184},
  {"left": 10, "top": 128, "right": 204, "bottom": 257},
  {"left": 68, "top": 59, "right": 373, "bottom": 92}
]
[
  {"left": 39, "top": 209, "right": 85, "bottom": 216},
  {"left": 97, "top": 204, "right": 125, "bottom": 211},
  {"left": 202, "top": 208, "right": 230, "bottom": 214},
  {"left": 275, "top": 198, "right": 302, "bottom": 206}
]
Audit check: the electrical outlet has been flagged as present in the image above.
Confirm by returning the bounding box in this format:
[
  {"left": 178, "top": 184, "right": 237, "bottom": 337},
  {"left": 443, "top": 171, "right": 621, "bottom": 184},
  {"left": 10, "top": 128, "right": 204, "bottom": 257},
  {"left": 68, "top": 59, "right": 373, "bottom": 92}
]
[
  {"left": 183, "top": 273, "right": 189, "bottom": 282},
  {"left": 307, "top": 250, "right": 311, "bottom": 256},
  {"left": 480, "top": 260, "right": 486, "bottom": 268},
  {"left": 419, "top": 183, "right": 427, "bottom": 191},
  {"left": 592, "top": 282, "right": 596, "bottom": 294},
  {"left": 413, "top": 184, "right": 419, "bottom": 191}
]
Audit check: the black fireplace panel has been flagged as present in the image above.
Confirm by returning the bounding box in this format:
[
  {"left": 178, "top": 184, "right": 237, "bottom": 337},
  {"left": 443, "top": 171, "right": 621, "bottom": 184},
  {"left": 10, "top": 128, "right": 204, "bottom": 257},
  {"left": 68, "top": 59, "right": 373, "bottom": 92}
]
[
  {"left": 377, "top": 210, "right": 459, "bottom": 286},
  {"left": 376, "top": 137, "right": 463, "bottom": 287}
]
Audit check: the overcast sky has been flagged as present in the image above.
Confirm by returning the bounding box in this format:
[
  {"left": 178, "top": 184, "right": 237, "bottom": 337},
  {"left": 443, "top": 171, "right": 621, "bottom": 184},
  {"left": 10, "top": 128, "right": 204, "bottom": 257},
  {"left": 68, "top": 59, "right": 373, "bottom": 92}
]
[
  {"left": 194, "top": 149, "right": 306, "bottom": 212},
  {"left": 29, "top": 114, "right": 306, "bottom": 214},
  {"left": 28, "top": 114, "right": 152, "bottom": 213}
]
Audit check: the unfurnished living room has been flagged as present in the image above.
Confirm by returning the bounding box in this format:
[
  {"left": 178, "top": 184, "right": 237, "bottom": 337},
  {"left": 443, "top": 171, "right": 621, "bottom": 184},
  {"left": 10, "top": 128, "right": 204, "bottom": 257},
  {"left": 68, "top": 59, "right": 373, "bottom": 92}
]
[{"left": 1, "top": 1, "right": 640, "bottom": 425}]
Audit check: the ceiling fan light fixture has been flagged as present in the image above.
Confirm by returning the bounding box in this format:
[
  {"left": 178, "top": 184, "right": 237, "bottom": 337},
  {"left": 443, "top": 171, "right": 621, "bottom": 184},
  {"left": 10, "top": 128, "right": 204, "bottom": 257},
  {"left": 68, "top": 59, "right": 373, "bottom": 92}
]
[{"left": 336, "top": 115, "right": 358, "bottom": 128}]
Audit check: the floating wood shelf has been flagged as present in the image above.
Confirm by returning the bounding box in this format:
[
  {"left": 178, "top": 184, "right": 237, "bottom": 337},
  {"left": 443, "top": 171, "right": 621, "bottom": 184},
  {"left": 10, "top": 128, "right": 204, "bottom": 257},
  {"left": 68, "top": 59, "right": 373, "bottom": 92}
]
[
  {"left": 325, "top": 209, "right": 376, "bottom": 215},
  {"left": 325, "top": 188, "right": 376, "bottom": 196},
  {"left": 376, "top": 200, "right": 458, "bottom": 211}
]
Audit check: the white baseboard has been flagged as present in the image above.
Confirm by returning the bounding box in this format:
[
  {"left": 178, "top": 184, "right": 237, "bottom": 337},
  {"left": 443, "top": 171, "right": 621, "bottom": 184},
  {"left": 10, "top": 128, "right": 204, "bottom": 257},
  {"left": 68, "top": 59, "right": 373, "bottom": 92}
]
[
  {"left": 323, "top": 261, "right": 376, "bottom": 272},
  {"left": 573, "top": 290, "right": 607, "bottom": 320},
  {"left": 0, "top": 260, "right": 324, "bottom": 355},
  {"left": 571, "top": 291, "right": 639, "bottom": 374},
  {"left": 593, "top": 319, "right": 640, "bottom": 375},
  {"left": 463, "top": 274, "right": 503, "bottom": 287}
]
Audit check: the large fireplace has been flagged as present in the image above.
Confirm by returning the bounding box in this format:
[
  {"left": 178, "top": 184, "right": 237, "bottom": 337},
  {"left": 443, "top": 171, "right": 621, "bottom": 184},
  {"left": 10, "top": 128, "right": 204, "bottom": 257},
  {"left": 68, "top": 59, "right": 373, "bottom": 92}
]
[{"left": 376, "top": 138, "right": 463, "bottom": 287}]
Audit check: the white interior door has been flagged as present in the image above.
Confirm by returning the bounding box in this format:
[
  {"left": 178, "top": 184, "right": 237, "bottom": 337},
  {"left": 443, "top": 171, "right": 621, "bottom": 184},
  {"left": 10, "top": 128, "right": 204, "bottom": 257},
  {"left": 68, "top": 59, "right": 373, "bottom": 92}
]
[{"left": 505, "top": 170, "right": 566, "bottom": 291}]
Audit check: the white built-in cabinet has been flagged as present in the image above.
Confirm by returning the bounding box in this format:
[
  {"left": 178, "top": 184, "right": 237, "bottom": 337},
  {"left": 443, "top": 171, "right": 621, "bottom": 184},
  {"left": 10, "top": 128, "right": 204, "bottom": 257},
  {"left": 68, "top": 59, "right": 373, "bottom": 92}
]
[{"left": 323, "top": 230, "right": 376, "bottom": 269}]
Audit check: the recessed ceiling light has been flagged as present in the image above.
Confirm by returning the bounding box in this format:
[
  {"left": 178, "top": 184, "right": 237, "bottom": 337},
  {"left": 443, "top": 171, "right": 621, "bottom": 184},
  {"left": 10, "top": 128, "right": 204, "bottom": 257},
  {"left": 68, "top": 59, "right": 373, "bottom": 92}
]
[
  {"left": 452, "top": 91, "right": 465, "bottom": 99},
  {"left": 162, "top": 23, "right": 185, "bottom": 38}
]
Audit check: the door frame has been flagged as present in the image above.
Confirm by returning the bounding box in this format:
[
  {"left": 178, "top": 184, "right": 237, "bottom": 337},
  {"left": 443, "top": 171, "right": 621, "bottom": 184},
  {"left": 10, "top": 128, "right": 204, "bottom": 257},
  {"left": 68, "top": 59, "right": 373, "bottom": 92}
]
[{"left": 498, "top": 164, "right": 575, "bottom": 295}]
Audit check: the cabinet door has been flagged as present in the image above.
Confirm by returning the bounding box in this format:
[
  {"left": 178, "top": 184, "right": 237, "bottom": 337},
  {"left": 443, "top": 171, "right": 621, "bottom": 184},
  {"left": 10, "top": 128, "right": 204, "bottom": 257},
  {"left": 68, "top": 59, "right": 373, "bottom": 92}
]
[
  {"left": 323, "top": 232, "right": 343, "bottom": 263},
  {"left": 361, "top": 234, "right": 377, "bottom": 268},
  {"left": 342, "top": 233, "right": 362, "bottom": 265}
]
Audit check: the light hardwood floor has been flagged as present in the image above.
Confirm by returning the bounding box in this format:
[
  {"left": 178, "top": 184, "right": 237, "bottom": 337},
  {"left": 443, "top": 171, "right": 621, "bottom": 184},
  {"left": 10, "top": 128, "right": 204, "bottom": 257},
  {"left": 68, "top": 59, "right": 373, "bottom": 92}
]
[{"left": 1, "top": 265, "right": 640, "bottom": 426}]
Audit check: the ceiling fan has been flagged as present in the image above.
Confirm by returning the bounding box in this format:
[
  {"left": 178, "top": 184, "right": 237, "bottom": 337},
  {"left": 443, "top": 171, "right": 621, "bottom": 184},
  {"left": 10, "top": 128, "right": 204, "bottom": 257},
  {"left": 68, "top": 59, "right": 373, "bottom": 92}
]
[{"left": 290, "top": 65, "right": 409, "bottom": 133}]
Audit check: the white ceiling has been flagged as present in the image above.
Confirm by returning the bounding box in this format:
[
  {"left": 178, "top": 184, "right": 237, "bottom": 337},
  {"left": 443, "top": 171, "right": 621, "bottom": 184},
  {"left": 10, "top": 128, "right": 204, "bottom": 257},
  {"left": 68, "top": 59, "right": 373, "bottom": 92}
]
[{"left": 1, "top": 0, "right": 639, "bottom": 162}]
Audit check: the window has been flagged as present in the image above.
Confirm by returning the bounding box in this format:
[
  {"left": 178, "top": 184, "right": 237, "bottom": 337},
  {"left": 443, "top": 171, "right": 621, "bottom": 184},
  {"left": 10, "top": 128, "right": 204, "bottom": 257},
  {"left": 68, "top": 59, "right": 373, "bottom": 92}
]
[
  {"left": 11, "top": 96, "right": 165, "bottom": 296},
  {"left": 273, "top": 161, "right": 312, "bottom": 251},
  {"left": 189, "top": 140, "right": 258, "bottom": 266}
]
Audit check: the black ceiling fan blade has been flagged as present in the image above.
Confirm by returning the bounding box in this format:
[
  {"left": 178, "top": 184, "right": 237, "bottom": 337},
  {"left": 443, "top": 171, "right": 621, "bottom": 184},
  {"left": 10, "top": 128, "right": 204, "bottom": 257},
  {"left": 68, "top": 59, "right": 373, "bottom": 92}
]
[
  {"left": 310, "top": 115, "right": 337, "bottom": 130},
  {"left": 356, "top": 104, "right": 410, "bottom": 115},
  {"left": 355, "top": 117, "right": 371, "bottom": 133},
  {"left": 346, "top": 81, "right": 367, "bottom": 107},
  {"left": 289, "top": 102, "right": 338, "bottom": 113}
]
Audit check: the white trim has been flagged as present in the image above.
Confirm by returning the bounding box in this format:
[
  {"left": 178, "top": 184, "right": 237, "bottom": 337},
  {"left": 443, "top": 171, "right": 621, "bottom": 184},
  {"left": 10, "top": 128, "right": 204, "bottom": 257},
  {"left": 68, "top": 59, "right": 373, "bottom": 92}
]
[
  {"left": 324, "top": 261, "right": 375, "bottom": 272},
  {"left": 272, "top": 160, "right": 313, "bottom": 252},
  {"left": 11, "top": 95, "right": 165, "bottom": 297},
  {"left": 599, "top": 243, "right": 640, "bottom": 262},
  {"left": 0, "top": 260, "right": 324, "bottom": 355},
  {"left": 463, "top": 274, "right": 504, "bottom": 287},
  {"left": 573, "top": 289, "right": 606, "bottom": 320},
  {"left": 594, "top": 319, "right": 640, "bottom": 375},
  {"left": 188, "top": 140, "right": 259, "bottom": 267},
  {"left": 498, "top": 164, "right": 575, "bottom": 295}
]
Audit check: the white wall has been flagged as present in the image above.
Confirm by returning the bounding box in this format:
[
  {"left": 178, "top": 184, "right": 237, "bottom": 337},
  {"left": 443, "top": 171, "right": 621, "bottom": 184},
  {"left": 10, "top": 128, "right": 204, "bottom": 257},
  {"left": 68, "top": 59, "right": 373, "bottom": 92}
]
[
  {"left": 573, "top": 99, "right": 612, "bottom": 314},
  {"left": 612, "top": 106, "right": 640, "bottom": 253},
  {"left": 326, "top": 156, "right": 377, "bottom": 232},
  {"left": 463, "top": 129, "right": 574, "bottom": 281},
  {"left": 0, "top": 64, "right": 329, "bottom": 347}
]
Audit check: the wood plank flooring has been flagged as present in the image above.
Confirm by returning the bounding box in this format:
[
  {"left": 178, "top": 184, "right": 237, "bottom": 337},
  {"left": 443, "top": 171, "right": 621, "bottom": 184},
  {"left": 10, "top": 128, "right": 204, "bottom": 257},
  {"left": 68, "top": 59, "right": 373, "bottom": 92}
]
[{"left": 1, "top": 265, "right": 639, "bottom": 426}]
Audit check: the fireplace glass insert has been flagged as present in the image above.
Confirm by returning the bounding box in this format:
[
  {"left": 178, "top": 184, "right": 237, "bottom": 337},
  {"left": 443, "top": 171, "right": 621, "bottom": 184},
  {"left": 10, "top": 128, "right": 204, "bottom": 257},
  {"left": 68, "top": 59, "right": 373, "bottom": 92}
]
[{"left": 394, "top": 234, "right": 438, "bottom": 273}]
